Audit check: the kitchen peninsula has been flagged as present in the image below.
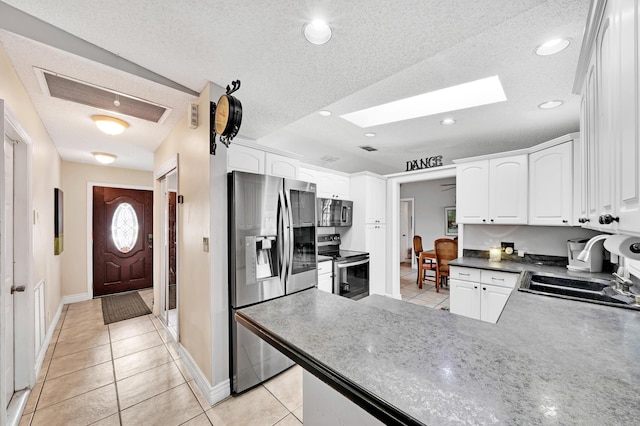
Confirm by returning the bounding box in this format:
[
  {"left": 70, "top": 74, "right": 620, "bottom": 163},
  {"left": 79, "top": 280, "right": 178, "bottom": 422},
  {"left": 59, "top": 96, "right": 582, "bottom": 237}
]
[{"left": 237, "top": 288, "right": 640, "bottom": 425}]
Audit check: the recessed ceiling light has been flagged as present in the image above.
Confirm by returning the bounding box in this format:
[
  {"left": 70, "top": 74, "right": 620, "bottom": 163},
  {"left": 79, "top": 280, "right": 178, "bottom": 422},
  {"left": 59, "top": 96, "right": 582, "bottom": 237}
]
[
  {"left": 318, "top": 110, "right": 332, "bottom": 116},
  {"left": 365, "top": 132, "right": 376, "bottom": 137},
  {"left": 92, "top": 152, "right": 117, "bottom": 164},
  {"left": 440, "top": 118, "right": 456, "bottom": 125},
  {"left": 303, "top": 19, "right": 332, "bottom": 45},
  {"left": 538, "top": 100, "right": 564, "bottom": 109},
  {"left": 535, "top": 38, "right": 571, "bottom": 56},
  {"left": 92, "top": 115, "right": 129, "bottom": 135},
  {"left": 340, "top": 75, "right": 507, "bottom": 128}
]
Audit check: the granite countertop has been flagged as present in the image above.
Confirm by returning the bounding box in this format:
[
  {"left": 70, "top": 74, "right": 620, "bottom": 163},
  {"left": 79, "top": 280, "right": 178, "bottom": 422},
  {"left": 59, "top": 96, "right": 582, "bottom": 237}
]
[
  {"left": 449, "top": 256, "right": 615, "bottom": 281},
  {"left": 237, "top": 287, "right": 640, "bottom": 425}
]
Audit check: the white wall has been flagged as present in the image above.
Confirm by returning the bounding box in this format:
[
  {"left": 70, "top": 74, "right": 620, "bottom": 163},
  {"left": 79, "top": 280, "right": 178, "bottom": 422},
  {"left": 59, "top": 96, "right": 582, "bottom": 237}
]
[
  {"left": 462, "top": 225, "right": 602, "bottom": 257},
  {"left": 400, "top": 177, "right": 456, "bottom": 253}
]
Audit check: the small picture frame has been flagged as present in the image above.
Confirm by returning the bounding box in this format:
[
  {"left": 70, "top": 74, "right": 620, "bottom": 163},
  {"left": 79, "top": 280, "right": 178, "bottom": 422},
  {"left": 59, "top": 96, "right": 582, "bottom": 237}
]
[{"left": 444, "top": 206, "right": 457, "bottom": 236}]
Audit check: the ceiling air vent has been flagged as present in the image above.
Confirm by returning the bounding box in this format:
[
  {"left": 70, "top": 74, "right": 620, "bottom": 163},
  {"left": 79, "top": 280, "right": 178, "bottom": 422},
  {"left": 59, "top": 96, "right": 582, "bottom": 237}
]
[
  {"left": 359, "top": 145, "right": 378, "bottom": 152},
  {"left": 37, "top": 69, "right": 170, "bottom": 123},
  {"left": 320, "top": 155, "right": 339, "bottom": 163}
]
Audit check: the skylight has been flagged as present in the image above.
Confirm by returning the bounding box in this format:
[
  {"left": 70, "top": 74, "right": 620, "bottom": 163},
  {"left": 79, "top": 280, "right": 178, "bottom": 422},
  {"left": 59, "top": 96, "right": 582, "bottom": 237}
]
[{"left": 340, "top": 76, "right": 507, "bottom": 128}]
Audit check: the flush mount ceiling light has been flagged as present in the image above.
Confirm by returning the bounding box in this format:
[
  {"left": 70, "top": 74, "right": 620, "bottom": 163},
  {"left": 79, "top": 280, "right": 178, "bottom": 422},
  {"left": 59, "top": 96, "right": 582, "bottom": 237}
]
[
  {"left": 92, "top": 115, "right": 129, "bottom": 135},
  {"left": 341, "top": 75, "right": 507, "bottom": 128},
  {"left": 365, "top": 132, "right": 376, "bottom": 137},
  {"left": 535, "top": 38, "right": 571, "bottom": 56},
  {"left": 303, "top": 19, "right": 332, "bottom": 45},
  {"left": 538, "top": 100, "right": 564, "bottom": 109},
  {"left": 92, "top": 152, "right": 117, "bottom": 164},
  {"left": 440, "top": 118, "right": 456, "bottom": 125},
  {"left": 318, "top": 110, "right": 332, "bottom": 116}
]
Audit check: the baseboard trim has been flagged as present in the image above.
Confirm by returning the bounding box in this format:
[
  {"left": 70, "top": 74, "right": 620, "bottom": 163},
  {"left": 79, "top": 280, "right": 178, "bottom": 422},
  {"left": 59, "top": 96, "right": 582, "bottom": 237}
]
[
  {"left": 178, "top": 344, "right": 230, "bottom": 406},
  {"left": 61, "top": 293, "right": 91, "bottom": 305}
]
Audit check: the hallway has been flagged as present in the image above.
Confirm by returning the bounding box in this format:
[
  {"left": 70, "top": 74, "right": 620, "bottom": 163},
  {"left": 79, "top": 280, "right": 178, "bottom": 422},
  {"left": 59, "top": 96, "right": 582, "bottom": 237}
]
[{"left": 20, "top": 291, "right": 303, "bottom": 426}]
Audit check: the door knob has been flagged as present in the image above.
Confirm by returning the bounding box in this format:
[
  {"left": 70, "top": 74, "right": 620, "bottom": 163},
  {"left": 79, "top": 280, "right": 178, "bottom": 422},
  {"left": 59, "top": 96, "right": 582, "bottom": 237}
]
[{"left": 11, "top": 285, "right": 26, "bottom": 294}]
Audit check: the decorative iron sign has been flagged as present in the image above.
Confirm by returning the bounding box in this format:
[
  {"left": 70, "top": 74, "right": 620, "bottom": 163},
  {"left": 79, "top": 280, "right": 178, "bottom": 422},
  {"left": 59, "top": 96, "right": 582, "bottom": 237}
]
[{"left": 405, "top": 155, "right": 443, "bottom": 172}]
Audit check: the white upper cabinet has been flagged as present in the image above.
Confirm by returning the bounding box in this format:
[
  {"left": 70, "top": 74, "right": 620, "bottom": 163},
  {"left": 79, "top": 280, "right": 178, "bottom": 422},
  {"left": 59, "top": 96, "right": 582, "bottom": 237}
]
[
  {"left": 227, "top": 144, "right": 265, "bottom": 174},
  {"left": 265, "top": 152, "right": 299, "bottom": 179},
  {"left": 365, "top": 177, "right": 386, "bottom": 223},
  {"left": 299, "top": 167, "right": 350, "bottom": 199},
  {"left": 456, "top": 161, "right": 489, "bottom": 224},
  {"left": 574, "top": 0, "right": 640, "bottom": 236},
  {"left": 529, "top": 141, "right": 573, "bottom": 226},
  {"left": 457, "top": 155, "right": 527, "bottom": 224}
]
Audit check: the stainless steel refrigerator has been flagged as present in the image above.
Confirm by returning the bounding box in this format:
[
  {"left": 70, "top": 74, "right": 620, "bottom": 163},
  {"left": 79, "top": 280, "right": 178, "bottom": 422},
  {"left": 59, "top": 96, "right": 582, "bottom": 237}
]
[{"left": 228, "top": 171, "right": 317, "bottom": 394}]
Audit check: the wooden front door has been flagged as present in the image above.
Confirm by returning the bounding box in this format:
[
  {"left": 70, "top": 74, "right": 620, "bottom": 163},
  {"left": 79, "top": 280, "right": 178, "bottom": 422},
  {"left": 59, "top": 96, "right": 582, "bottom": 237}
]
[{"left": 93, "top": 187, "right": 153, "bottom": 296}]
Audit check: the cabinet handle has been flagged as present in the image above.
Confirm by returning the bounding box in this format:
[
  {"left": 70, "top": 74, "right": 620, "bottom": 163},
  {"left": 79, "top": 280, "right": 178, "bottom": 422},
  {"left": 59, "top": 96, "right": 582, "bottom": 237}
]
[
  {"left": 490, "top": 219, "right": 494, "bottom": 223},
  {"left": 474, "top": 286, "right": 478, "bottom": 289},
  {"left": 482, "top": 287, "right": 487, "bottom": 291},
  {"left": 482, "top": 219, "right": 486, "bottom": 223},
  {"left": 459, "top": 273, "right": 470, "bottom": 276},
  {"left": 598, "top": 214, "right": 619, "bottom": 225},
  {"left": 562, "top": 219, "right": 568, "bottom": 223},
  {"left": 578, "top": 217, "right": 590, "bottom": 223},
  {"left": 491, "top": 277, "right": 504, "bottom": 281}
]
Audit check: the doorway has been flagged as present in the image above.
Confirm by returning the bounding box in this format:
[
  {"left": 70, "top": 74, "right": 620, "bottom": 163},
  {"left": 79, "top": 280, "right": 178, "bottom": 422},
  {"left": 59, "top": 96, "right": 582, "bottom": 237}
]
[
  {"left": 399, "top": 198, "right": 414, "bottom": 267},
  {"left": 92, "top": 186, "right": 153, "bottom": 296},
  {"left": 1, "top": 104, "right": 35, "bottom": 424}
]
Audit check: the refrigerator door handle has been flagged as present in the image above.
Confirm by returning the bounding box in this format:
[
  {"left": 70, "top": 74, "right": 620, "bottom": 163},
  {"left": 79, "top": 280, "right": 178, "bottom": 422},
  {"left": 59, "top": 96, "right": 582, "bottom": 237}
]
[
  {"left": 277, "top": 189, "right": 287, "bottom": 282},
  {"left": 284, "top": 189, "right": 294, "bottom": 282}
]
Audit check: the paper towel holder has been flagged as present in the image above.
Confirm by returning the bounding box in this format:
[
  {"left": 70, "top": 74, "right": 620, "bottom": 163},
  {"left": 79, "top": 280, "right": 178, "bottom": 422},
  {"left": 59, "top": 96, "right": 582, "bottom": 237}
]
[{"left": 604, "top": 234, "right": 640, "bottom": 260}]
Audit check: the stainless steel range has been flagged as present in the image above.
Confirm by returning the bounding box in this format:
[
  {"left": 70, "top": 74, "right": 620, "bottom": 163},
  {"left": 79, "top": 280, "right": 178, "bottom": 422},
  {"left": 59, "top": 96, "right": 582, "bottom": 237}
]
[{"left": 318, "top": 234, "right": 369, "bottom": 300}]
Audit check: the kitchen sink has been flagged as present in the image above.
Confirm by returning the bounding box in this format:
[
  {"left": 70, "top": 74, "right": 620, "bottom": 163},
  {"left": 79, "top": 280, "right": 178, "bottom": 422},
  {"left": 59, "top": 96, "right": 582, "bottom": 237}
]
[{"left": 519, "top": 272, "right": 639, "bottom": 310}]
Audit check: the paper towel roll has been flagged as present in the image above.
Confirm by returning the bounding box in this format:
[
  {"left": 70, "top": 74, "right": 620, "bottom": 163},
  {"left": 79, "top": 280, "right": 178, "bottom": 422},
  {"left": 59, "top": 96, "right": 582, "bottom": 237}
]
[{"left": 604, "top": 235, "right": 640, "bottom": 260}]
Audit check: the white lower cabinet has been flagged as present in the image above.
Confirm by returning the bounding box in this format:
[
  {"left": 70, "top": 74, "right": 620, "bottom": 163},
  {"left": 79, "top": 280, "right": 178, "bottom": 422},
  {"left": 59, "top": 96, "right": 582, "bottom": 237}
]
[
  {"left": 317, "top": 260, "right": 333, "bottom": 294},
  {"left": 449, "top": 266, "right": 518, "bottom": 323}
]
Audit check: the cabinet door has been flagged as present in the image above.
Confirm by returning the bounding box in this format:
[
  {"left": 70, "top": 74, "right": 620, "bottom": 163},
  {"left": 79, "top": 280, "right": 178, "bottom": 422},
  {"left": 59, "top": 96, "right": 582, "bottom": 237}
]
[
  {"left": 298, "top": 167, "right": 318, "bottom": 184},
  {"left": 529, "top": 142, "right": 573, "bottom": 226},
  {"left": 227, "top": 144, "right": 265, "bottom": 174},
  {"left": 333, "top": 176, "right": 351, "bottom": 199},
  {"left": 365, "top": 177, "right": 386, "bottom": 223},
  {"left": 450, "top": 279, "right": 480, "bottom": 320},
  {"left": 489, "top": 155, "right": 528, "bottom": 224},
  {"left": 456, "top": 161, "right": 489, "bottom": 224},
  {"left": 366, "top": 224, "right": 386, "bottom": 295},
  {"left": 265, "top": 152, "right": 299, "bottom": 179},
  {"left": 315, "top": 172, "right": 334, "bottom": 198},
  {"left": 480, "top": 284, "right": 511, "bottom": 323},
  {"left": 616, "top": 0, "right": 640, "bottom": 234},
  {"left": 595, "top": 10, "right": 617, "bottom": 231}
]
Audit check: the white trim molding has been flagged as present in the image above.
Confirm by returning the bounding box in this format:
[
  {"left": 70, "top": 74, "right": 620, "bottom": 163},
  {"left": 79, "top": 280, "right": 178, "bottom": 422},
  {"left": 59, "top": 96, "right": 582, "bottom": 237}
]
[{"left": 178, "top": 341, "right": 230, "bottom": 406}]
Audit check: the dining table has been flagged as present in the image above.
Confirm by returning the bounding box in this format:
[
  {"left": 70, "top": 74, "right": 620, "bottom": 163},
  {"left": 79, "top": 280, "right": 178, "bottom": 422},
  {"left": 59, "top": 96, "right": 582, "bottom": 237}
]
[{"left": 418, "top": 249, "right": 436, "bottom": 288}]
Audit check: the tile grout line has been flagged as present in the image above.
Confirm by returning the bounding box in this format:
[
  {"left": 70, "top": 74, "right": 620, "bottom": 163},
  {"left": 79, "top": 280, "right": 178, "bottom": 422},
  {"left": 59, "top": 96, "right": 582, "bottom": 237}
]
[
  {"left": 261, "top": 385, "right": 297, "bottom": 426},
  {"left": 107, "top": 316, "right": 124, "bottom": 426}
]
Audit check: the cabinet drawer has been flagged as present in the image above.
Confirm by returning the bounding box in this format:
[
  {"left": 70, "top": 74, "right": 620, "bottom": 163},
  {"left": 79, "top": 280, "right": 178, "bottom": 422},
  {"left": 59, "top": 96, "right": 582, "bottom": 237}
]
[
  {"left": 318, "top": 260, "right": 333, "bottom": 276},
  {"left": 449, "top": 266, "right": 481, "bottom": 282},
  {"left": 480, "top": 270, "right": 518, "bottom": 289}
]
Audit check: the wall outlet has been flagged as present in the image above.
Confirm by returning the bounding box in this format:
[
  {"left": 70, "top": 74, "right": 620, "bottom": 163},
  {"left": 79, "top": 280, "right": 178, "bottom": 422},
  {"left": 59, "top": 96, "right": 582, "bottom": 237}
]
[
  {"left": 203, "top": 237, "right": 209, "bottom": 253},
  {"left": 518, "top": 250, "right": 525, "bottom": 257}
]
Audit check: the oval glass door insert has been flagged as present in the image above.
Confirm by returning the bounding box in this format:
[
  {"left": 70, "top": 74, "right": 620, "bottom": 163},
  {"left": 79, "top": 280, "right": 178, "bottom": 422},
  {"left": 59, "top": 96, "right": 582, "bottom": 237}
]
[{"left": 111, "top": 202, "right": 139, "bottom": 253}]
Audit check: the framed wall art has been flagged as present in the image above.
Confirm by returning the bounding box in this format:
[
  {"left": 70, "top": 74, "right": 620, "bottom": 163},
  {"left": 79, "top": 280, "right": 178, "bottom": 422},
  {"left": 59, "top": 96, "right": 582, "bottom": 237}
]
[{"left": 444, "top": 206, "right": 457, "bottom": 236}]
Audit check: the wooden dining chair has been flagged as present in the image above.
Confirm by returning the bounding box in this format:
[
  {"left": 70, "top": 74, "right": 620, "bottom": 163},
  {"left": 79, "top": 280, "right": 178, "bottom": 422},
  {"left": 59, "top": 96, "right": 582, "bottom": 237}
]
[
  {"left": 434, "top": 238, "right": 458, "bottom": 292},
  {"left": 413, "top": 235, "right": 436, "bottom": 286}
]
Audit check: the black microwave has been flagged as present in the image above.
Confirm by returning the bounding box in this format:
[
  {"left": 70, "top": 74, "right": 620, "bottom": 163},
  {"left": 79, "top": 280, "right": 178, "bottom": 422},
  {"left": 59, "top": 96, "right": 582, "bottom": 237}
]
[{"left": 317, "top": 198, "right": 353, "bottom": 227}]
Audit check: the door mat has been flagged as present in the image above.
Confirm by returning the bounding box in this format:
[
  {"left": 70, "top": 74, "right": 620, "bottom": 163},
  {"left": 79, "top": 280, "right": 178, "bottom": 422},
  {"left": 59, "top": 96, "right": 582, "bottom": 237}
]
[{"left": 101, "top": 292, "right": 152, "bottom": 325}]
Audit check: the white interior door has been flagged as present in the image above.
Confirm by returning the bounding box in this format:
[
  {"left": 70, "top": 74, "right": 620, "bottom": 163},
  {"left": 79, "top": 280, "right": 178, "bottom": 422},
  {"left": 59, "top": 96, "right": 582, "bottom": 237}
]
[
  {"left": 400, "top": 201, "right": 409, "bottom": 261},
  {"left": 3, "top": 137, "right": 14, "bottom": 405}
]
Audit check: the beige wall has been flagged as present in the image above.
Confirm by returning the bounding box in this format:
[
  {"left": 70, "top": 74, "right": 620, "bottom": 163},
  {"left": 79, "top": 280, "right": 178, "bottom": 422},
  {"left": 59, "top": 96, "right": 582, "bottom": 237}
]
[
  {"left": 154, "top": 84, "right": 213, "bottom": 383},
  {"left": 0, "top": 44, "right": 62, "bottom": 327},
  {"left": 60, "top": 161, "right": 153, "bottom": 297}
]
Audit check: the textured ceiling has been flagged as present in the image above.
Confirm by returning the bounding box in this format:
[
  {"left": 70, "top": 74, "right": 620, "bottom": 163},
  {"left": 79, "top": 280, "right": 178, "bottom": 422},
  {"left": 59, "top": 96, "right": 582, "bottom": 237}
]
[{"left": 0, "top": 0, "right": 589, "bottom": 173}]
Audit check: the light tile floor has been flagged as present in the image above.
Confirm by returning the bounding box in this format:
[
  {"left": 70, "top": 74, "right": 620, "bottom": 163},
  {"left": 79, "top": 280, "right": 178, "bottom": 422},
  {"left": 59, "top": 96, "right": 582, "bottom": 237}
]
[
  {"left": 399, "top": 263, "right": 450, "bottom": 310},
  {"left": 20, "top": 290, "right": 303, "bottom": 426}
]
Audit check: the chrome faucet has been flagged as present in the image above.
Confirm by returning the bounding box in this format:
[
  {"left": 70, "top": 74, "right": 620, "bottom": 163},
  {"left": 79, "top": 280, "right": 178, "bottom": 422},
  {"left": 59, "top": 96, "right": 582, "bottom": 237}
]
[{"left": 577, "top": 234, "right": 610, "bottom": 262}]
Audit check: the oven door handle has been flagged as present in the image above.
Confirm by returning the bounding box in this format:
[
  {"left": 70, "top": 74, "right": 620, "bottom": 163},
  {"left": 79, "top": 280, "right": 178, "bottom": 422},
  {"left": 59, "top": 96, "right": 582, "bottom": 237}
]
[{"left": 336, "top": 258, "right": 369, "bottom": 268}]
